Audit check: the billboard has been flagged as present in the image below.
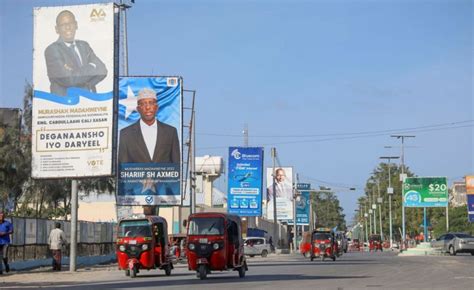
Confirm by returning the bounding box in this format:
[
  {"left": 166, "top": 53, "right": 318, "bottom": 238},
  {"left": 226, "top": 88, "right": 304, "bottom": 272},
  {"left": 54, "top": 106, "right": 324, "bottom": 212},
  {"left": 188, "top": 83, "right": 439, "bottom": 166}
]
[
  {"left": 227, "top": 147, "right": 264, "bottom": 217},
  {"left": 466, "top": 176, "right": 474, "bottom": 222},
  {"left": 32, "top": 3, "right": 115, "bottom": 178},
  {"left": 116, "top": 77, "right": 182, "bottom": 206},
  {"left": 403, "top": 177, "right": 448, "bottom": 207},
  {"left": 296, "top": 183, "right": 311, "bottom": 225},
  {"left": 465, "top": 175, "right": 474, "bottom": 195},
  {"left": 266, "top": 167, "right": 293, "bottom": 221}
]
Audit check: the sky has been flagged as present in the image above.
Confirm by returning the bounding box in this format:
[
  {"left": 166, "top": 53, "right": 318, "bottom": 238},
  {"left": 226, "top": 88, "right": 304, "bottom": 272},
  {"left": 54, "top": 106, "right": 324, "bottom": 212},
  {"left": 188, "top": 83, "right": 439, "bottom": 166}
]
[{"left": 1, "top": 0, "right": 472, "bottom": 223}]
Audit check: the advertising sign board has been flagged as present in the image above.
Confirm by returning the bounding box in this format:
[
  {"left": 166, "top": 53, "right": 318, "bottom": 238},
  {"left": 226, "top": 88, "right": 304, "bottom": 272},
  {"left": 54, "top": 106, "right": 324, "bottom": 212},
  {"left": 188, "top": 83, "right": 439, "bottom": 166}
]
[
  {"left": 227, "top": 147, "right": 264, "bottom": 216},
  {"left": 296, "top": 189, "right": 310, "bottom": 225},
  {"left": 266, "top": 167, "right": 293, "bottom": 221},
  {"left": 465, "top": 176, "right": 474, "bottom": 222},
  {"left": 32, "top": 3, "right": 115, "bottom": 178},
  {"left": 116, "top": 77, "right": 182, "bottom": 206},
  {"left": 403, "top": 177, "right": 448, "bottom": 207}
]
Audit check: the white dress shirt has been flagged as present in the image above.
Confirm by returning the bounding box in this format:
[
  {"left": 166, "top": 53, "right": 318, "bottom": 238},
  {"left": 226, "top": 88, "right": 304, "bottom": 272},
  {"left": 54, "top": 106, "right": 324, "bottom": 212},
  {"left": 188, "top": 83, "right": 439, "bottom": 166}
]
[{"left": 140, "top": 119, "right": 158, "bottom": 160}]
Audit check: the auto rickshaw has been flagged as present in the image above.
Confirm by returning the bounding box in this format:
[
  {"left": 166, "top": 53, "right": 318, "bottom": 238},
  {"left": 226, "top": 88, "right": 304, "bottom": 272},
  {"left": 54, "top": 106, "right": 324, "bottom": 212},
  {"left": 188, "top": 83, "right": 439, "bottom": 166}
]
[
  {"left": 310, "top": 228, "right": 338, "bottom": 261},
  {"left": 116, "top": 215, "right": 173, "bottom": 278},
  {"left": 186, "top": 212, "right": 248, "bottom": 280},
  {"left": 299, "top": 231, "right": 311, "bottom": 258},
  {"left": 369, "top": 234, "right": 383, "bottom": 252}
]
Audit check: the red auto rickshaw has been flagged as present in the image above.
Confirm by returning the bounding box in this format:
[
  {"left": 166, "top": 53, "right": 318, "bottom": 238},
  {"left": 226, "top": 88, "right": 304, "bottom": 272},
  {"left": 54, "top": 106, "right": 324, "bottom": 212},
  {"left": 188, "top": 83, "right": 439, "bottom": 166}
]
[
  {"left": 186, "top": 212, "right": 248, "bottom": 280},
  {"left": 299, "top": 231, "right": 311, "bottom": 258},
  {"left": 369, "top": 234, "right": 383, "bottom": 252},
  {"left": 116, "top": 215, "right": 173, "bottom": 278},
  {"left": 310, "top": 228, "right": 338, "bottom": 261}
]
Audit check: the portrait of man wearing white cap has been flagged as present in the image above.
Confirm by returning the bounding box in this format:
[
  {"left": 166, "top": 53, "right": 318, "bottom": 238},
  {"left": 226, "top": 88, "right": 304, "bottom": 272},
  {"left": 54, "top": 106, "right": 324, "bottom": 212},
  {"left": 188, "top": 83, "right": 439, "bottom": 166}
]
[{"left": 118, "top": 87, "right": 180, "bottom": 164}]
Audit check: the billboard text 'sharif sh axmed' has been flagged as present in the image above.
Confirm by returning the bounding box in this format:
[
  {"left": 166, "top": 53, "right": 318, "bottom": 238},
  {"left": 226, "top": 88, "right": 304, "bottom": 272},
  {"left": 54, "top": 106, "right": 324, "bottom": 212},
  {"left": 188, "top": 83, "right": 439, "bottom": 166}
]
[{"left": 227, "top": 147, "right": 264, "bottom": 217}]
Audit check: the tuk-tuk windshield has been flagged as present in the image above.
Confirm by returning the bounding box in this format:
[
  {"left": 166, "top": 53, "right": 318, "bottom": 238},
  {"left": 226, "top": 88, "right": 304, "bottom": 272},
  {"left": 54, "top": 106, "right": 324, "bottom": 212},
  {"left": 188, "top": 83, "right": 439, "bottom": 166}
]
[
  {"left": 313, "top": 233, "right": 331, "bottom": 240},
  {"left": 188, "top": 217, "right": 225, "bottom": 235},
  {"left": 118, "top": 220, "right": 152, "bottom": 238}
]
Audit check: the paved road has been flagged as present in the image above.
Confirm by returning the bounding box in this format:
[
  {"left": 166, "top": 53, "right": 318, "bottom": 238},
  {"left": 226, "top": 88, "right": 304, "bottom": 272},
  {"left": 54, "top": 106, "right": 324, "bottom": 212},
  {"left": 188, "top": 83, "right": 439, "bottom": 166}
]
[{"left": 1, "top": 251, "right": 474, "bottom": 289}]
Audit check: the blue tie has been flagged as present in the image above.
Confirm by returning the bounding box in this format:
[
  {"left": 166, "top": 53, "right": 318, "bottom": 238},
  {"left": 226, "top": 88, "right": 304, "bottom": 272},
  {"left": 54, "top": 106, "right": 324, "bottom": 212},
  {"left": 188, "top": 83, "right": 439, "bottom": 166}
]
[{"left": 70, "top": 44, "right": 82, "bottom": 67}]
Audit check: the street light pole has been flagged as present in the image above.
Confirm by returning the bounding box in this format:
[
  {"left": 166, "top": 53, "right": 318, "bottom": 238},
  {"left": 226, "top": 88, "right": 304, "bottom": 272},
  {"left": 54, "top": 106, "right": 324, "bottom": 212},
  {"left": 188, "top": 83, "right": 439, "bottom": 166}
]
[
  {"left": 380, "top": 156, "right": 399, "bottom": 249},
  {"left": 391, "top": 135, "right": 415, "bottom": 250}
]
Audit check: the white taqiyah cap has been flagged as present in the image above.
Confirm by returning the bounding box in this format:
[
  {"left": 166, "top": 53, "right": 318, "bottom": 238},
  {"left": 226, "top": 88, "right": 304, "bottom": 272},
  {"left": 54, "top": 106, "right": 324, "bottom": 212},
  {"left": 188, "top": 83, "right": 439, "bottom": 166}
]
[{"left": 137, "top": 88, "right": 157, "bottom": 101}]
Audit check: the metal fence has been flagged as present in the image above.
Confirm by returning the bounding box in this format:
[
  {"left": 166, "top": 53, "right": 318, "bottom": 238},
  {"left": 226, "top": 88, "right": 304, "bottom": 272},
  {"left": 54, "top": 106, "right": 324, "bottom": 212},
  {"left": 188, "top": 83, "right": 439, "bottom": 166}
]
[{"left": 10, "top": 217, "right": 116, "bottom": 245}]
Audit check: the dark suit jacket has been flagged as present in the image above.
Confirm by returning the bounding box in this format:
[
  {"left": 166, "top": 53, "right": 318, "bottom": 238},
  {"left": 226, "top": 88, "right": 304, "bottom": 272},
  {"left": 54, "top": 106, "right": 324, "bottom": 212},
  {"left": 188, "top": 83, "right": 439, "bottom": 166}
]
[
  {"left": 45, "top": 38, "right": 107, "bottom": 96},
  {"left": 118, "top": 120, "right": 180, "bottom": 164}
]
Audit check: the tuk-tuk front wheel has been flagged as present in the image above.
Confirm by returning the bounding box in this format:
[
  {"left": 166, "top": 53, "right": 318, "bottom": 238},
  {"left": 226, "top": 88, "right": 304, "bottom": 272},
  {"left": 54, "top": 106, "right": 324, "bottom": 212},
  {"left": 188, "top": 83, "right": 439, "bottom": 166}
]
[
  {"left": 310, "top": 255, "right": 314, "bottom": 261},
  {"left": 320, "top": 256, "right": 325, "bottom": 262},
  {"left": 130, "top": 266, "right": 137, "bottom": 278},
  {"left": 125, "top": 269, "right": 130, "bottom": 277},
  {"left": 332, "top": 256, "right": 336, "bottom": 261},
  {"left": 238, "top": 263, "right": 246, "bottom": 278},
  {"left": 198, "top": 265, "right": 207, "bottom": 280},
  {"left": 165, "top": 263, "right": 172, "bottom": 276}
]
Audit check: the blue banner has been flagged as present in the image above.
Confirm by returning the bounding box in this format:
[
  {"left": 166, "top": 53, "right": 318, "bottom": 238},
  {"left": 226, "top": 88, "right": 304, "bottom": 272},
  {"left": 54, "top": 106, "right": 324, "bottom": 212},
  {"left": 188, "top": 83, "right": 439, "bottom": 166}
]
[
  {"left": 118, "top": 163, "right": 180, "bottom": 205},
  {"left": 467, "top": 195, "right": 474, "bottom": 222},
  {"left": 296, "top": 184, "right": 311, "bottom": 225},
  {"left": 117, "top": 77, "right": 182, "bottom": 205},
  {"left": 227, "top": 147, "right": 264, "bottom": 216}
]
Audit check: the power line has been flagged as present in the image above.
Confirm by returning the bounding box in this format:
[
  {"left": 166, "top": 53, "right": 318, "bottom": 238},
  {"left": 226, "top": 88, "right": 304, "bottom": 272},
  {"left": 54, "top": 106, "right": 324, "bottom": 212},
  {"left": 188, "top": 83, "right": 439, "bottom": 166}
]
[
  {"left": 197, "top": 120, "right": 473, "bottom": 138},
  {"left": 197, "top": 123, "right": 473, "bottom": 150}
]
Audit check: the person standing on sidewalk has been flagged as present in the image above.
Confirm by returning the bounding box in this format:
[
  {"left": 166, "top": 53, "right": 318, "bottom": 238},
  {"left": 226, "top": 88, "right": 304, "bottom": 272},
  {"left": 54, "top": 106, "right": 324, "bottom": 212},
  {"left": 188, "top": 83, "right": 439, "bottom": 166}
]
[
  {"left": 0, "top": 211, "right": 13, "bottom": 274},
  {"left": 48, "top": 222, "right": 67, "bottom": 271}
]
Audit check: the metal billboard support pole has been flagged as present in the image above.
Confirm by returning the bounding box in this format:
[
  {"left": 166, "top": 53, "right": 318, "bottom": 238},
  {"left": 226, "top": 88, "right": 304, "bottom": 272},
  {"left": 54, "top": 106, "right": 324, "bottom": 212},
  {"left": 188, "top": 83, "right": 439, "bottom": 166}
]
[
  {"left": 271, "top": 148, "right": 278, "bottom": 249},
  {"left": 70, "top": 180, "right": 78, "bottom": 272}
]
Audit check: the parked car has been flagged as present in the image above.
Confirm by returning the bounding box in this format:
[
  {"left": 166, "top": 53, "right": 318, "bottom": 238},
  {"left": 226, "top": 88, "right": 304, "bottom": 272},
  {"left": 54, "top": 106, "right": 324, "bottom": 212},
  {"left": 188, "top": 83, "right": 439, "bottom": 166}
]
[
  {"left": 244, "top": 237, "right": 271, "bottom": 257},
  {"left": 430, "top": 232, "right": 474, "bottom": 255}
]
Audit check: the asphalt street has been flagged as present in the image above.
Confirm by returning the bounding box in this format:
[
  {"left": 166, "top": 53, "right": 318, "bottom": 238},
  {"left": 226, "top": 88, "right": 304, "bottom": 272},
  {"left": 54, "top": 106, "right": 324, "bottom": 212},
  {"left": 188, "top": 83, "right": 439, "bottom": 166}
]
[{"left": 1, "top": 251, "right": 474, "bottom": 290}]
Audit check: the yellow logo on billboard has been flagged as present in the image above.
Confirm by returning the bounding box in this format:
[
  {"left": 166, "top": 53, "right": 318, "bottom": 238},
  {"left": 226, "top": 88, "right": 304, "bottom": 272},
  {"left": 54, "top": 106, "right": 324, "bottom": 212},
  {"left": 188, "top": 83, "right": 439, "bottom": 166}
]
[
  {"left": 87, "top": 158, "right": 104, "bottom": 171},
  {"left": 90, "top": 8, "right": 106, "bottom": 22}
]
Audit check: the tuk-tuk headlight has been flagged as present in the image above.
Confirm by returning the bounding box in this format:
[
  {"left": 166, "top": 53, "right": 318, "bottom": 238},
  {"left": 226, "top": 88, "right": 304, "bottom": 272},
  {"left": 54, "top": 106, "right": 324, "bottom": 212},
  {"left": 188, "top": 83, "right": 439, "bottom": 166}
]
[
  {"left": 213, "top": 243, "right": 220, "bottom": 250},
  {"left": 189, "top": 243, "right": 195, "bottom": 250},
  {"left": 119, "top": 245, "right": 126, "bottom": 252},
  {"left": 142, "top": 244, "right": 149, "bottom": 251}
]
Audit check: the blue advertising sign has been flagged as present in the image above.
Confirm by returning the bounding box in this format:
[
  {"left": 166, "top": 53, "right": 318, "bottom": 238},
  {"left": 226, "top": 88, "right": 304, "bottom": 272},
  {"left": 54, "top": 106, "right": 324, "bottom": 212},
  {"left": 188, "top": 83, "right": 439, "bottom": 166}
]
[
  {"left": 227, "top": 147, "right": 264, "bottom": 216},
  {"left": 467, "top": 195, "right": 474, "bottom": 223},
  {"left": 296, "top": 183, "right": 311, "bottom": 191},
  {"left": 117, "top": 77, "right": 182, "bottom": 205},
  {"left": 296, "top": 190, "right": 310, "bottom": 225}
]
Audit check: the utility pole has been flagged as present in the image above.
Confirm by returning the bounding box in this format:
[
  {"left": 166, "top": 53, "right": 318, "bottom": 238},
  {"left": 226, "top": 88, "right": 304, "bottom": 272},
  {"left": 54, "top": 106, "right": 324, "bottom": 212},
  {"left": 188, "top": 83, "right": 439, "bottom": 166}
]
[
  {"left": 391, "top": 135, "right": 415, "bottom": 250},
  {"left": 271, "top": 148, "right": 278, "bottom": 248},
  {"left": 380, "top": 156, "right": 399, "bottom": 249}
]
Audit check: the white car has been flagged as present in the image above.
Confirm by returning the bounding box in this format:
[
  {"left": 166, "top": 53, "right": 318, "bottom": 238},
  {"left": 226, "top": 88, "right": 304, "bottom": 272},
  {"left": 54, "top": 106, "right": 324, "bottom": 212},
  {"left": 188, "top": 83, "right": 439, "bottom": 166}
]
[{"left": 244, "top": 237, "right": 271, "bottom": 257}]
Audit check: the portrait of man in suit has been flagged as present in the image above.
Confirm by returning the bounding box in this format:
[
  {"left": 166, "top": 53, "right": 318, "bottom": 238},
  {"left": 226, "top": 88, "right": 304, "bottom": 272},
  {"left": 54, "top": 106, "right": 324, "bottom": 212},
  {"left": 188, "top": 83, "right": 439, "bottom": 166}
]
[
  {"left": 267, "top": 168, "right": 293, "bottom": 201},
  {"left": 118, "top": 88, "right": 180, "bottom": 164},
  {"left": 44, "top": 10, "right": 107, "bottom": 96}
]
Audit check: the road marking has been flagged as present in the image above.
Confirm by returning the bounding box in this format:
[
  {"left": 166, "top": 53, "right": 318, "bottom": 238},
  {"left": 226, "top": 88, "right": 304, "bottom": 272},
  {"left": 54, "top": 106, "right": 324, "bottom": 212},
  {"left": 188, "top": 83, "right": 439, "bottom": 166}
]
[{"left": 454, "top": 276, "right": 474, "bottom": 279}]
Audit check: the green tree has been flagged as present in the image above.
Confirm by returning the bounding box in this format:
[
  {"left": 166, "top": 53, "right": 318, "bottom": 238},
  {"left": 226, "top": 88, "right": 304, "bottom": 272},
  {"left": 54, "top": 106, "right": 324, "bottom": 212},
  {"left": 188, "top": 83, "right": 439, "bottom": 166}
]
[{"left": 312, "top": 191, "right": 346, "bottom": 231}]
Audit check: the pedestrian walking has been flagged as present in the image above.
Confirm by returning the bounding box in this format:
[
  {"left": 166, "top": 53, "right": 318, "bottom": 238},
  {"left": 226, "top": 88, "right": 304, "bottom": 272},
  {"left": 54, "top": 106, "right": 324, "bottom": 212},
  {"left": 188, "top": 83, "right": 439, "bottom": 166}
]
[
  {"left": 48, "top": 222, "right": 67, "bottom": 271},
  {"left": 269, "top": 236, "right": 275, "bottom": 253},
  {"left": 0, "top": 211, "right": 13, "bottom": 274}
]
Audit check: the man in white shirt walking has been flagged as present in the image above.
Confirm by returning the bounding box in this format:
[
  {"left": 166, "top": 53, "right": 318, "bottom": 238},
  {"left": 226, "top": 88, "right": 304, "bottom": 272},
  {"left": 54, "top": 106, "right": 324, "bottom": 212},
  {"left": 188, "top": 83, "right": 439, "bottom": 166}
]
[{"left": 48, "top": 222, "right": 67, "bottom": 271}]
